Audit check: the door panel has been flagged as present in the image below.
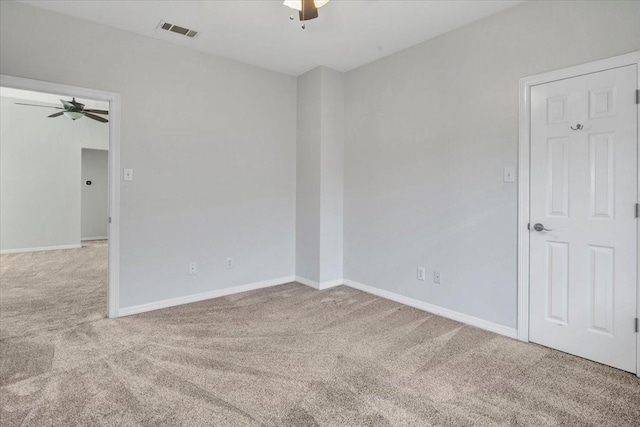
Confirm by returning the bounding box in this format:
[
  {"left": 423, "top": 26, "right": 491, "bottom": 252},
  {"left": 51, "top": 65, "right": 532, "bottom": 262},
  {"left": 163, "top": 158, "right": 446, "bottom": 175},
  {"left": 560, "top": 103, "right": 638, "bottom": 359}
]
[
  {"left": 546, "top": 241, "right": 569, "bottom": 324},
  {"left": 588, "top": 245, "right": 614, "bottom": 335},
  {"left": 588, "top": 133, "right": 614, "bottom": 219},
  {"left": 547, "top": 137, "right": 570, "bottom": 217},
  {"left": 530, "top": 65, "right": 638, "bottom": 373}
]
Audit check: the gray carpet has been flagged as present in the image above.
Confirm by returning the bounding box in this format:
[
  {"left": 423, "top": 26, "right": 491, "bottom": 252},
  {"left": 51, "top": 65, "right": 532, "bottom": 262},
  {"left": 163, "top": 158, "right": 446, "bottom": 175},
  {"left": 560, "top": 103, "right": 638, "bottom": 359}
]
[
  {"left": 0, "top": 240, "right": 107, "bottom": 340},
  {"left": 1, "top": 279, "right": 639, "bottom": 426}
]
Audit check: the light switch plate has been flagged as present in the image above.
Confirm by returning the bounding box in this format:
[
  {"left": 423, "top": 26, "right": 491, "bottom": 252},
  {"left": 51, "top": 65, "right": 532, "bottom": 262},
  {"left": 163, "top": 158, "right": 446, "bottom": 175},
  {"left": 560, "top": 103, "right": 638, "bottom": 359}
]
[
  {"left": 417, "top": 267, "right": 426, "bottom": 281},
  {"left": 123, "top": 168, "right": 133, "bottom": 181},
  {"left": 503, "top": 167, "right": 515, "bottom": 183}
]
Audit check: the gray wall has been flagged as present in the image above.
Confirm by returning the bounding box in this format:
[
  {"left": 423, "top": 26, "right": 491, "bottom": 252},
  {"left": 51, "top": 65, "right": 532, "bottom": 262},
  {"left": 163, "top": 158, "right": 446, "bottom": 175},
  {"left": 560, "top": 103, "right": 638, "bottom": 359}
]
[
  {"left": 2, "top": 0, "right": 638, "bottom": 325},
  {"left": 81, "top": 148, "right": 108, "bottom": 240},
  {"left": 295, "top": 67, "right": 344, "bottom": 284},
  {"left": 0, "top": 1, "right": 296, "bottom": 309},
  {"left": 318, "top": 68, "right": 344, "bottom": 284},
  {"left": 295, "top": 68, "right": 322, "bottom": 282},
  {"left": 343, "top": 0, "right": 640, "bottom": 328},
  {"left": 0, "top": 96, "right": 109, "bottom": 251}
]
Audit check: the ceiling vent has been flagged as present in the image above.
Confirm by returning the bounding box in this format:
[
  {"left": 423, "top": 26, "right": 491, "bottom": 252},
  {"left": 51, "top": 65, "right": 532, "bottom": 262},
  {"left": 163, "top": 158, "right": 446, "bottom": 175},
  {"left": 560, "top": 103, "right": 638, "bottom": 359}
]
[{"left": 157, "top": 21, "right": 199, "bottom": 39}]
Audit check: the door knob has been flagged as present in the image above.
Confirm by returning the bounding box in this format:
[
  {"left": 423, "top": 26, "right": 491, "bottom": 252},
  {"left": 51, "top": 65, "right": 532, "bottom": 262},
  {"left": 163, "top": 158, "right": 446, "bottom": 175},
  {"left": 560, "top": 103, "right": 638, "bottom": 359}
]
[{"left": 533, "top": 223, "right": 552, "bottom": 232}]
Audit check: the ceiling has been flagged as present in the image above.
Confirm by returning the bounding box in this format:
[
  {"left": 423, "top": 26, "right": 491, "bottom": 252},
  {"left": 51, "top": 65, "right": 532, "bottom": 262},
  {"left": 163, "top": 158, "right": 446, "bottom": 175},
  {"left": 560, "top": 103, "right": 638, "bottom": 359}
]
[{"left": 22, "top": 0, "right": 521, "bottom": 76}]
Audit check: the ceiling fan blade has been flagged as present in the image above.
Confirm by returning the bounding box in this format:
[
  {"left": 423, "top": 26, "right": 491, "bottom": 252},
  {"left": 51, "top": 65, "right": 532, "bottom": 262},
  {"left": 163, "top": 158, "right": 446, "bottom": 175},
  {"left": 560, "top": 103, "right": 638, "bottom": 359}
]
[
  {"left": 83, "top": 112, "right": 109, "bottom": 123},
  {"left": 48, "top": 112, "right": 64, "bottom": 118},
  {"left": 299, "top": 0, "right": 318, "bottom": 20},
  {"left": 15, "top": 103, "right": 63, "bottom": 109},
  {"left": 83, "top": 109, "right": 109, "bottom": 115}
]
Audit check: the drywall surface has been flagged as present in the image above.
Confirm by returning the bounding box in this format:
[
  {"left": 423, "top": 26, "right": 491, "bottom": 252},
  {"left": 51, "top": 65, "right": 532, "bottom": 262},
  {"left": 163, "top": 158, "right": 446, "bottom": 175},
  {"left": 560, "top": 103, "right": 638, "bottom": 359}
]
[
  {"left": 0, "top": 96, "right": 108, "bottom": 251},
  {"left": 81, "top": 148, "right": 108, "bottom": 240},
  {"left": 343, "top": 0, "right": 640, "bottom": 328},
  {"left": 318, "top": 67, "right": 344, "bottom": 283},
  {"left": 295, "top": 67, "right": 344, "bottom": 284},
  {"left": 0, "top": 2, "right": 296, "bottom": 308},
  {"left": 295, "top": 68, "right": 322, "bottom": 282}
]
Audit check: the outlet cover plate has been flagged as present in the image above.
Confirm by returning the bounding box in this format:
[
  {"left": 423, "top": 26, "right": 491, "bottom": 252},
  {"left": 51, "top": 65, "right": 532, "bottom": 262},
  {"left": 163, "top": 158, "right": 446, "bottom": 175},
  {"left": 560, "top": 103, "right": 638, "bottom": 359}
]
[
  {"left": 433, "top": 271, "right": 441, "bottom": 284},
  {"left": 188, "top": 262, "right": 197, "bottom": 275}
]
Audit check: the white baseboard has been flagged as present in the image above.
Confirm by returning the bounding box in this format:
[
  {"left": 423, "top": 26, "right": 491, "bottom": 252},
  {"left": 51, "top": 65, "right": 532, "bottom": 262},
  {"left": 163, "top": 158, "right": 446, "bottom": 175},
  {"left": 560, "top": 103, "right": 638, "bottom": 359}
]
[
  {"left": 81, "top": 236, "right": 108, "bottom": 241},
  {"left": 115, "top": 274, "right": 516, "bottom": 339},
  {"left": 320, "top": 278, "right": 344, "bottom": 289},
  {"left": 295, "top": 276, "right": 343, "bottom": 290},
  {"left": 342, "top": 279, "right": 518, "bottom": 339},
  {"left": 117, "top": 276, "right": 296, "bottom": 317},
  {"left": 0, "top": 244, "right": 82, "bottom": 254}
]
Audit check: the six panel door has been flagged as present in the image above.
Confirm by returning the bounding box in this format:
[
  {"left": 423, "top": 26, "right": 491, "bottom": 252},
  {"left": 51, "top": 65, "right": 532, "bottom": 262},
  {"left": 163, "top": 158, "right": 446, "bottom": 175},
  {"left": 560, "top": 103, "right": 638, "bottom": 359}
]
[{"left": 529, "top": 65, "right": 638, "bottom": 372}]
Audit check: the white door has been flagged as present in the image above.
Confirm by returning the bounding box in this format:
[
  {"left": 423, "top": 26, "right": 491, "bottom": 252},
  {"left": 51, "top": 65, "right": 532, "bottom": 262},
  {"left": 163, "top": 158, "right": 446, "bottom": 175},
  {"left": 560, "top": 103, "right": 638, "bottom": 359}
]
[{"left": 529, "top": 65, "right": 638, "bottom": 372}]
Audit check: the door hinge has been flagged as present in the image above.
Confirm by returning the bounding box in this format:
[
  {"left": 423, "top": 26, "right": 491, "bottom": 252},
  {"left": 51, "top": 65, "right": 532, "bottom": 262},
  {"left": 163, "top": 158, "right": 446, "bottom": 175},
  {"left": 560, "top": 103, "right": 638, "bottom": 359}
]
[
  {"left": 527, "top": 223, "right": 530, "bottom": 230},
  {"left": 108, "top": 216, "right": 112, "bottom": 224},
  {"left": 635, "top": 204, "right": 639, "bottom": 218},
  {"left": 636, "top": 89, "right": 640, "bottom": 104},
  {"left": 635, "top": 318, "right": 639, "bottom": 333}
]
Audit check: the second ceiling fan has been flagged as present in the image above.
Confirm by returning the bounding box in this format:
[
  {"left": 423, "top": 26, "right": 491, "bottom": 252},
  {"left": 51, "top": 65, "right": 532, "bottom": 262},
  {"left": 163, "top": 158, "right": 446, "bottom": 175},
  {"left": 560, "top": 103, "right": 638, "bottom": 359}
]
[{"left": 15, "top": 97, "right": 109, "bottom": 123}]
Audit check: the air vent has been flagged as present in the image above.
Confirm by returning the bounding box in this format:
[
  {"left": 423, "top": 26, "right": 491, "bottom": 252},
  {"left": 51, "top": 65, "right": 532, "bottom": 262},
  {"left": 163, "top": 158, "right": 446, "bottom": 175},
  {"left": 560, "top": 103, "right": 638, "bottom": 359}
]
[{"left": 157, "top": 21, "right": 199, "bottom": 39}]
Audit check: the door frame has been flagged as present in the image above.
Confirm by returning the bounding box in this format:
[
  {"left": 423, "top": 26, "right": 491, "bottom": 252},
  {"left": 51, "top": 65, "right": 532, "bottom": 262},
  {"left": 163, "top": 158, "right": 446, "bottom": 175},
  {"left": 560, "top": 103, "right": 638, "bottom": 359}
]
[
  {"left": 517, "top": 51, "right": 640, "bottom": 375},
  {"left": 0, "top": 74, "right": 121, "bottom": 319}
]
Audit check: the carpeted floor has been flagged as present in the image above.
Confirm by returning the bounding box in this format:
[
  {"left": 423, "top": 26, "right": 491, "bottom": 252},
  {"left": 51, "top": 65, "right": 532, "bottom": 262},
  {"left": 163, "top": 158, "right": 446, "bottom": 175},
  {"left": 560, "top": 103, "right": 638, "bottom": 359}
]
[
  {"left": 0, "top": 241, "right": 108, "bottom": 340},
  {"left": 1, "top": 280, "right": 639, "bottom": 426}
]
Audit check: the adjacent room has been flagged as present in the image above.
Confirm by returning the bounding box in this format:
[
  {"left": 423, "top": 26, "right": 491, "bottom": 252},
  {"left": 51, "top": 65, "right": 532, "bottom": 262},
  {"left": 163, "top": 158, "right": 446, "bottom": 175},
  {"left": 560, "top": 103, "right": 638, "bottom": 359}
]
[
  {"left": 0, "top": 88, "right": 110, "bottom": 338},
  {"left": 0, "top": 1, "right": 639, "bottom": 426}
]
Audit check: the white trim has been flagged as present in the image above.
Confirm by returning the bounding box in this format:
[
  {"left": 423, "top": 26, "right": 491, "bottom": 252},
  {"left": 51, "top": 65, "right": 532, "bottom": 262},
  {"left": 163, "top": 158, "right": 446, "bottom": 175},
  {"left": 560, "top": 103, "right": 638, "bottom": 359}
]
[
  {"left": 517, "top": 63, "right": 532, "bottom": 343},
  {"left": 0, "top": 244, "right": 81, "bottom": 254},
  {"left": 343, "top": 279, "right": 518, "bottom": 339},
  {"left": 517, "top": 51, "right": 640, "bottom": 375},
  {"left": 81, "top": 236, "right": 108, "bottom": 241},
  {"left": 320, "top": 278, "right": 343, "bottom": 289},
  {"left": 295, "top": 276, "right": 319, "bottom": 288},
  {"left": 1, "top": 74, "right": 122, "bottom": 319},
  {"left": 118, "top": 276, "right": 295, "bottom": 317},
  {"left": 119, "top": 276, "right": 517, "bottom": 339},
  {"left": 295, "top": 276, "right": 343, "bottom": 290}
]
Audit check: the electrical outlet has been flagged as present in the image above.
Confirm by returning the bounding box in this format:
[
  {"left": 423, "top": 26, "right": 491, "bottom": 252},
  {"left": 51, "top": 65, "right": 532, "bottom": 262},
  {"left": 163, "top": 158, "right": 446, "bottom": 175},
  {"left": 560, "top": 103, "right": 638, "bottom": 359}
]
[
  {"left": 433, "top": 271, "right": 441, "bottom": 284},
  {"left": 417, "top": 267, "right": 426, "bottom": 281},
  {"left": 188, "top": 262, "right": 197, "bottom": 275},
  {"left": 226, "top": 257, "right": 234, "bottom": 269}
]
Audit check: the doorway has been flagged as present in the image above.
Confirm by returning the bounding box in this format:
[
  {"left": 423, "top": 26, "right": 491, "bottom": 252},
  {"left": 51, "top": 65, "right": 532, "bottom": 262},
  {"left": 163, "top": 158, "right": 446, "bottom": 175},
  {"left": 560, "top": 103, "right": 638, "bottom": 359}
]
[
  {"left": 81, "top": 148, "right": 109, "bottom": 242},
  {"left": 518, "top": 52, "right": 640, "bottom": 374},
  {"left": 0, "top": 75, "right": 120, "bottom": 327}
]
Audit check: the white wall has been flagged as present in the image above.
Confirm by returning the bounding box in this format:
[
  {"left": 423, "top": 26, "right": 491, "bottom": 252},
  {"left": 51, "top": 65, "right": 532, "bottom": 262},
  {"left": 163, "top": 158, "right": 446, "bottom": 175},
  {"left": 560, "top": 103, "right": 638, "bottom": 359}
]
[
  {"left": 81, "top": 148, "right": 108, "bottom": 240},
  {"left": 0, "top": 95, "right": 108, "bottom": 251},
  {"left": 343, "top": 0, "right": 640, "bottom": 328},
  {"left": 0, "top": 2, "right": 296, "bottom": 309}
]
